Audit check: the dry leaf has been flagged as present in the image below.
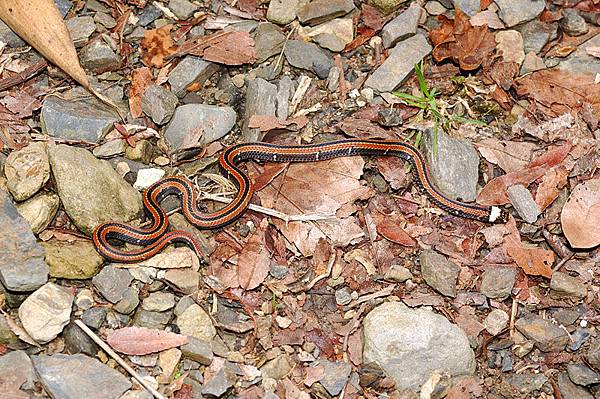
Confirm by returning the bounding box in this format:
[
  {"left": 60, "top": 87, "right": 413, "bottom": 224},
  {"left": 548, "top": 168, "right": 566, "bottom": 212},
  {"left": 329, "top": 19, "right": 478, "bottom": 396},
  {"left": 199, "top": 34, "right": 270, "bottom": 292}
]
[
  {"left": 0, "top": 92, "right": 42, "bottom": 118},
  {"left": 502, "top": 218, "right": 554, "bottom": 278},
  {"left": 1, "top": 312, "right": 40, "bottom": 347},
  {"left": 586, "top": 46, "right": 600, "bottom": 58},
  {"left": 561, "top": 177, "right": 600, "bottom": 248},
  {"left": 195, "top": 31, "right": 256, "bottom": 65},
  {"left": 248, "top": 115, "right": 309, "bottom": 132},
  {"left": 238, "top": 219, "right": 271, "bottom": 290},
  {"left": 477, "top": 138, "right": 535, "bottom": 173},
  {"left": 141, "top": 25, "right": 176, "bottom": 68},
  {"left": 374, "top": 216, "right": 416, "bottom": 247},
  {"left": 376, "top": 156, "right": 408, "bottom": 190},
  {"left": 128, "top": 67, "right": 154, "bottom": 118},
  {"left": 106, "top": 326, "right": 188, "bottom": 355},
  {"left": 535, "top": 166, "right": 568, "bottom": 211}
]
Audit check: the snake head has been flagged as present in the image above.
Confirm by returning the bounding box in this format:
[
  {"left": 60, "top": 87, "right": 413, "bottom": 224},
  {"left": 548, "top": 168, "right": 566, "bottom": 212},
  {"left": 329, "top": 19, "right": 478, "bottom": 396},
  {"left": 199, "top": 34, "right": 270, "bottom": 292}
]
[{"left": 488, "top": 206, "right": 509, "bottom": 224}]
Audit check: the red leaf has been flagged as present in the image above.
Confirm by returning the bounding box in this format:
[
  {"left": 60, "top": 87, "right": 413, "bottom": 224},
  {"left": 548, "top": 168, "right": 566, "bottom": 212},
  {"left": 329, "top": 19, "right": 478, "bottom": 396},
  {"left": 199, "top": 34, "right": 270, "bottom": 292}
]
[
  {"left": 128, "top": 67, "right": 153, "bottom": 118},
  {"left": 106, "top": 326, "right": 188, "bottom": 355},
  {"left": 141, "top": 25, "right": 176, "bottom": 68}
]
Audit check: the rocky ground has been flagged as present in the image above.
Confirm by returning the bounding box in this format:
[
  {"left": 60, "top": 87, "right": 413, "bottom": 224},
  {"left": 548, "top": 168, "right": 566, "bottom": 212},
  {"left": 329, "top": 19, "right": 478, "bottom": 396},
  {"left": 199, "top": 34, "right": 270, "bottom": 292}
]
[{"left": 0, "top": 0, "right": 599, "bottom": 398}]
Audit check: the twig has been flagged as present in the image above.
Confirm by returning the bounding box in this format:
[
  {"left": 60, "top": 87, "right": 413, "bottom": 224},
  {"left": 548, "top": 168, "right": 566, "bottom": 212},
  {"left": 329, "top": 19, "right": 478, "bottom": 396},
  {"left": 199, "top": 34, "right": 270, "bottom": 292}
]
[
  {"left": 509, "top": 299, "right": 518, "bottom": 338},
  {"left": 0, "top": 59, "right": 47, "bottom": 91},
  {"left": 305, "top": 253, "right": 336, "bottom": 290},
  {"left": 74, "top": 320, "right": 166, "bottom": 399},
  {"left": 273, "top": 26, "right": 295, "bottom": 74},
  {"left": 289, "top": 75, "right": 312, "bottom": 116},
  {"left": 552, "top": 252, "right": 574, "bottom": 273},
  {"left": 347, "top": 284, "right": 396, "bottom": 309}
]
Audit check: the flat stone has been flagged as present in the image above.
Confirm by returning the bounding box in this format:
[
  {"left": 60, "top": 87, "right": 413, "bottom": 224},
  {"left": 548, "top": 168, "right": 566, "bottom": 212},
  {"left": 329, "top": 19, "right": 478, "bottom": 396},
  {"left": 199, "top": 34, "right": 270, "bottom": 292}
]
[
  {"left": 0, "top": 20, "right": 26, "bottom": 47},
  {"left": 0, "top": 189, "right": 49, "bottom": 292},
  {"left": 557, "top": 372, "right": 594, "bottom": 399},
  {"left": 242, "top": 78, "right": 277, "bottom": 142},
  {"left": 0, "top": 314, "right": 18, "bottom": 344},
  {"left": 419, "top": 250, "right": 459, "bottom": 297},
  {"left": 32, "top": 354, "right": 131, "bottom": 399},
  {"left": 267, "top": 0, "right": 305, "bottom": 25},
  {"left": 18, "top": 282, "right": 73, "bottom": 343},
  {"left": 561, "top": 8, "right": 588, "bottom": 36},
  {"left": 382, "top": 2, "right": 423, "bottom": 48},
  {"left": 125, "top": 140, "right": 156, "bottom": 164},
  {"left": 550, "top": 271, "right": 587, "bottom": 300},
  {"left": 4, "top": 142, "right": 50, "bottom": 201},
  {"left": 141, "top": 84, "right": 178, "bottom": 125},
  {"left": 495, "top": 30, "right": 525, "bottom": 65},
  {"left": 516, "top": 20, "right": 558, "bottom": 54},
  {"left": 520, "top": 52, "right": 546, "bottom": 75},
  {"left": 41, "top": 95, "right": 120, "bottom": 142},
  {"left": 480, "top": 266, "right": 516, "bottom": 300},
  {"left": 164, "top": 268, "right": 200, "bottom": 294},
  {"left": 164, "top": 104, "right": 236, "bottom": 150},
  {"left": 15, "top": 192, "right": 60, "bottom": 234},
  {"left": 297, "top": 0, "right": 354, "bottom": 25},
  {"left": 365, "top": 34, "right": 432, "bottom": 92},
  {"left": 370, "top": 0, "right": 408, "bottom": 15},
  {"left": 176, "top": 303, "right": 216, "bottom": 341},
  {"left": 94, "top": 12, "right": 117, "bottom": 29},
  {"left": 113, "top": 286, "right": 140, "bottom": 314},
  {"left": 42, "top": 240, "right": 104, "bottom": 279},
  {"left": 75, "top": 289, "right": 95, "bottom": 310},
  {"left": 92, "top": 265, "right": 133, "bottom": 303},
  {"left": 424, "top": 128, "right": 479, "bottom": 202},
  {"left": 363, "top": 302, "right": 475, "bottom": 390},
  {"left": 495, "top": 0, "right": 545, "bottom": 27},
  {"left": 453, "top": 0, "right": 480, "bottom": 16},
  {"left": 93, "top": 139, "right": 126, "bottom": 158},
  {"left": 515, "top": 315, "right": 569, "bottom": 352},
  {"left": 142, "top": 292, "right": 176, "bottom": 312},
  {"left": 261, "top": 354, "right": 293, "bottom": 380},
  {"left": 560, "top": 33, "right": 600, "bottom": 76},
  {"left": 384, "top": 264, "right": 413, "bottom": 282},
  {"left": 505, "top": 373, "right": 548, "bottom": 395},
  {"left": 300, "top": 18, "right": 354, "bottom": 52},
  {"left": 158, "top": 348, "right": 181, "bottom": 383},
  {"left": 587, "top": 339, "right": 600, "bottom": 369},
  {"left": 65, "top": 16, "right": 96, "bottom": 47},
  {"left": 276, "top": 76, "right": 293, "bottom": 120},
  {"left": 507, "top": 184, "right": 540, "bottom": 224},
  {"left": 319, "top": 360, "right": 351, "bottom": 396},
  {"left": 254, "top": 23, "right": 286, "bottom": 63},
  {"left": 82, "top": 307, "right": 108, "bottom": 330},
  {"left": 133, "top": 308, "right": 172, "bottom": 329},
  {"left": 168, "top": 56, "right": 219, "bottom": 97},
  {"left": 567, "top": 363, "right": 600, "bottom": 386},
  {"left": 168, "top": 0, "right": 199, "bottom": 19},
  {"left": 80, "top": 39, "right": 121, "bottom": 74},
  {"left": 425, "top": 1, "right": 446, "bottom": 15},
  {"left": 284, "top": 40, "right": 333, "bottom": 79},
  {"left": 483, "top": 309, "right": 509, "bottom": 336},
  {"left": 0, "top": 350, "right": 37, "bottom": 396},
  {"left": 202, "top": 364, "right": 237, "bottom": 396},
  {"left": 48, "top": 145, "right": 143, "bottom": 235},
  {"left": 181, "top": 336, "right": 214, "bottom": 365}
]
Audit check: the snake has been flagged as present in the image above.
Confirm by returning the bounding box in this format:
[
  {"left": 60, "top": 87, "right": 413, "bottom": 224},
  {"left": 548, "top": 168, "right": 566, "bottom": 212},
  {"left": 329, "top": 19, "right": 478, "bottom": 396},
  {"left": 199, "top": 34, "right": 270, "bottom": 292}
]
[{"left": 92, "top": 139, "right": 507, "bottom": 262}]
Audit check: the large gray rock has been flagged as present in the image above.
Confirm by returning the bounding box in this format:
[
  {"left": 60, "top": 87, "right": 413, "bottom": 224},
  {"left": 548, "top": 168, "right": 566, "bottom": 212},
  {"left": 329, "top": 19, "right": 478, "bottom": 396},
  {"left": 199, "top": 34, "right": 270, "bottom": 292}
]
[
  {"left": 363, "top": 302, "right": 475, "bottom": 390},
  {"left": 168, "top": 56, "right": 220, "bottom": 97},
  {"left": 284, "top": 40, "right": 333, "bottom": 79},
  {"left": 560, "top": 33, "right": 600, "bottom": 76},
  {"left": 164, "top": 104, "right": 237, "bottom": 150},
  {"left": 0, "top": 189, "right": 49, "bottom": 292},
  {"left": 495, "top": 0, "right": 546, "bottom": 27},
  {"left": 254, "top": 23, "right": 286, "bottom": 63},
  {"left": 0, "top": 350, "right": 38, "bottom": 396},
  {"left": 381, "top": 2, "right": 423, "bottom": 48},
  {"left": 32, "top": 354, "right": 131, "bottom": 399},
  {"left": 48, "top": 145, "right": 143, "bottom": 235},
  {"left": 297, "top": 0, "right": 354, "bottom": 25},
  {"left": 4, "top": 142, "right": 50, "bottom": 201},
  {"left": 517, "top": 20, "right": 558, "bottom": 54}
]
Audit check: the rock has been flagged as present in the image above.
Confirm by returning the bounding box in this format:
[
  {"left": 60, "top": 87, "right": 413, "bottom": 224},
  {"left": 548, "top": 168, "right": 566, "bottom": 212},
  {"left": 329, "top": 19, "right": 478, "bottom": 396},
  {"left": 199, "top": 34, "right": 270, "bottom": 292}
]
[
  {"left": 261, "top": 354, "right": 293, "bottom": 380},
  {"left": 125, "top": 140, "right": 156, "bottom": 164},
  {"left": 284, "top": 40, "right": 333, "bottom": 79},
  {"left": 15, "top": 192, "right": 60, "bottom": 234},
  {"left": 65, "top": 16, "right": 96, "bottom": 47},
  {"left": 384, "top": 264, "right": 413, "bottom": 282},
  {"left": 0, "top": 189, "right": 49, "bottom": 292},
  {"left": 18, "top": 282, "right": 73, "bottom": 343},
  {"left": 370, "top": 0, "right": 408, "bottom": 15},
  {"left": 495, "top": 0, "right": 545, "bottom": 27},
  {"left": 423, "top": 128, "right": 479, "bottom": 202},
  {"left": 133, "top": 168, "right": 165, "bottom": 190},
  {"left": 202, "top": 363, "right": 237, "bottom": 396},
  {"left": 164, "top": 104, "right": 236, "bottom": 150},
  {"left": 365, "top": 34, "right": 432, "bottom": 92},
  {"left": 137, "top": 4, "right": 162, "bottom": 26},
  {"left": 480, "top": 266, "right": 515, "bottom": 300},
  {"left": 560, "top": 33, "right": 600, "bottom": 76},
  {"left": 133, "top": 308, "right": 172, "bottom": 329},
  {"left": 168, "top": 56, "right": 219, "bottom": 97},
  {"left": 483, "top": 309, "right": 509, "bottom": 336},
  {"left": 168, "top": 0, "right": 198, "bottom": 19},
  {"left": 182, "top": 336, "right": 214, "bottom": 365},
  {"left": 82, "top": 307, "right": 107, "bottom": 330},
  {"left": 557, "top": 372, "right": 594, "bottom": 399},
  {"left": 517, "top": 20, "right": 558, "bottom": 54},
  {"left": 93, "top": 139, "right": 126, "bottom": 158},
  {"left": 363, "top": 302, "right": 475, "bottom": 390},
  {"left": 300, "top": 18, "right": 354, "bottom": 52},
  {"left": 174, "top": 296, "right": 195, "bottom": 316},
  {"left": 176, "top": 303, "right": 217, "bottom": 341},
  {"left": 297, "top": 0, "right": 354, "bottom": 25},
  {"left": 319, "top": 360, "right": 351, "bottom": 396},
  {"left": 495, "top": 30, "right": 525, "bottom": 65},
  {"left": 113, "top": 286, "right": 140, "bottom": 314},
  {"left": 0, "top": 350, "right": 37, "bottom": 396},
  {"left": 588, "top": 340, "right": 600, "bottom": 369},
  {"left": 267, "top": 0, "right": 305, "bottom": 25},
  {"left": 42, "top": 240, "right": 104, "bottom": 279},
  {"left": 515, "top": 316, "right": 569, "bottom": 352},
  {"left": 419, "top": 250, "right": 459, "bottom": 297},
  {"left": 242, "top": 78, "right": 277, "bottom": 142},
  {"left": 92, "top": 265, "right": 133, "bottom": 303},
  {"left": 453, "top": 0, "right": 480, "bottom": 16},
  {"left": 164, "top": 268, "right": 200, "bottom": 294},
  {"left": 75, "top": 289, "right": 95, "bottom": 310},
  {"left": 64, "top": 322, "right": 98, "bottom": 356},
  {"left": 520, "top": 52, "right": 546, "bottom": 74},
  {"left": 0, "top": 20, "right": 26, "bottom": 47},
  {"left": 381, "top": 3, "right": 423, "bottom": 48},
  {"left": 254, "top": 23, "right": 286, "bottom": 63},
  {"left": 550, "top": 271, "right": 587, "bottom": 300},
  {"left": 4, "top": 142, "right": 50, "bottom": 201},
  {"left": 157, "top": 348, "right": 181, "bottom": 383},
  {"left": 94, "top": 12, "right": 117, "bottom": 29},
  {"left": 505, "top": 373, "right": 548, "bottom": 395},
  {"left": 48, "top": 145, "right": 143, "bottom": 235},
  {"left": 507, "top": 184, "right": 540, "bottom": 224},
  {"left": 335, "top": 288, "right": 353, "bottom": 306},
  {"left": 80, "top": 39, "right": 121, "bottom": 73},
  {"left": 142, "top": 292, "right": 176, "bottom": 312},
  {"left": 32, "top": 354, "right": 131, "bottom": 399},
  {"left": 561, "top": 8, "right": 588, "bottom": 36},
  {"left": 141, "top": 84, "right": 178, "bottom": 125},
  {"left": 41, "top": 95, "right": 120, "bottom": 142},
  {"left": 567, "top": 363, "right": 600, "bottom": 386},
  {"left": 425, "top": 1, "right": 446, "bottom": 15},
  {"left": 276, "top": 76, "right": 293, "bottom": 120}
]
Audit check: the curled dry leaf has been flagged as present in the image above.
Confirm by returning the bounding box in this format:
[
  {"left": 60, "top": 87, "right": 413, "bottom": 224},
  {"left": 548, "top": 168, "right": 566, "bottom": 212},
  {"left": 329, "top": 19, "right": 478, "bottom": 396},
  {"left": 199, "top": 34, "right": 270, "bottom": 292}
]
[
  {"left": 106, "top": 326, "right": 188, "bottom": 355},
  {"left": 141, "top": 25, "right": 176, "bottom": 68},
  {"left": 502, "top": 218, "right": 553, "bottom": 278},
  {"left": 238, "top": 218, "right": 271, "bottom": 290},
  {"left": 561, "top": 178, "right": 600, "bottom": 248}
]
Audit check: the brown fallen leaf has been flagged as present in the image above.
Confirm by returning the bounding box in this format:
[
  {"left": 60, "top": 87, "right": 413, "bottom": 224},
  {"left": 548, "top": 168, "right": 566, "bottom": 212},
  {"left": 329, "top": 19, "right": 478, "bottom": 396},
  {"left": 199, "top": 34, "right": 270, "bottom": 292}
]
[
  {"left": 535, "top": 166, "right": 568, "bottom": 211},
  {"left": 561, "top": 177, "right": 600, "bottom": 249},
  {"left": 476, "top": 138, "right": 535, "bottom": 173},
  {"left": 502, "top": 218, "right": 554, "bottom": 278},
  {"left": 373, "top": 213, "right": 416, "bottom": 247},
  {"left": 237, "top": 218, "right": 271, "bottom": 290},
  {"left": 248, "top": 115, "right": 309, "bottom": 132},
  {"left": 429, "top": 7, "right": 496, "bottom": 70},
  {"left": 141, "top": 25, "right": 176, "bottom": 68},
  {"left": 128, "top": 67, "right": 154, "bottom": 118},
  {"left": 376, "top": 156, "right": 408, "bottom": 190},
  {"left": 0, "top": 92, "right": 42, "bottom": 118},
  {"left": 202, "top": 31, "right": 256, "bottom": 65},
  {"left": 106, "top": 326, "right": 188, "bottom": 355}
]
